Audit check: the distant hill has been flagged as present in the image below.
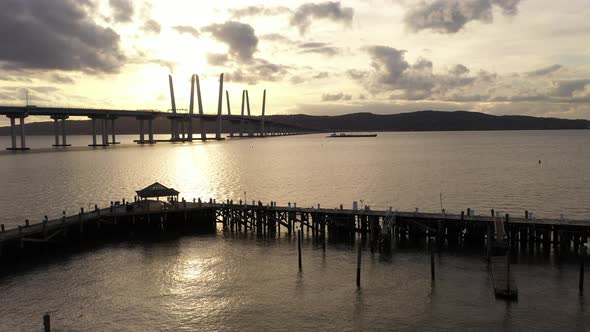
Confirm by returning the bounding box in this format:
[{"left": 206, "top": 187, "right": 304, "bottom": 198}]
[
  {"left": 0, "top": 110, "right": 588, "bottom": 135},
  {"left": 268, "top": 111, "right": 590, "bottom": 132}
]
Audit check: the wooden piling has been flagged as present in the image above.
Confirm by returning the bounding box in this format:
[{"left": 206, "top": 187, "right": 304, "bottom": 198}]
[
  {"left": 356, "top": 242, "right": 362, "bottom": 289},
  {"left": 580, "top": 245, "right": 586, "bottom": 294},
  {"left": 430, "top": 240, "right": 435, "bottom": 281},
  {"left": 298, "top": 229, "right": 302, "bottom": 273},
  {"left": 43, "top": 313, "right": 51, "bottom": 332}
]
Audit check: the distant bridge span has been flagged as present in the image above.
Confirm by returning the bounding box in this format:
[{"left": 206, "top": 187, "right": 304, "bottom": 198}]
[{"left": 0, "top": 74, "right": 314, "bottom": 150}]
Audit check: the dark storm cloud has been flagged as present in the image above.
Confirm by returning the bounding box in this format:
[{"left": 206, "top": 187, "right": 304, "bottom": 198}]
[
  {"left": 142, "top": 19, "right": 161, "bottom": 34},
  {"left": 229, "top": 5, "right": 291, "bottom": 18},
  {"left": 404, "top": 0, "right": 522, "bottom": 33},
  {"left": 291, "top": 2, "right": 354, "bottom": 34},
  {"left": 109, "top": 0, "right": 134, "bottom": 23},
  {"left": 321, "top": 92, "right": 352, "bottom": 101},
  {"left": 203, "top": 21, "right": 259, "bottom": 62},
  {"left": 172, "top": 25, "right": 200, "bottom": 38},
  {"left": 0, "top": 0, "right": 125, "bottom": 73},
  {"left": 527, "top": 64, "right": 562, "bottom": 77}
]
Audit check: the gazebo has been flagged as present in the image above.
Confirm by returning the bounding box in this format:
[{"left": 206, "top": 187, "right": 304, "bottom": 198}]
[{"left": 136, "top": 182, "right": 179, "bottom": 202}]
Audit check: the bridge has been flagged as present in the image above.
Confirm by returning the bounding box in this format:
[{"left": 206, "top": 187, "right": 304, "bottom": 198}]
[{"left": 0, "top": 74, "right": 314, "bottom": 150}]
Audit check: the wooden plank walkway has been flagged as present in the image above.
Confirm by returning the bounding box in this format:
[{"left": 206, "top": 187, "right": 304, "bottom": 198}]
[{"left": 2, "top": 202, "right": 589, "bottom": 243}]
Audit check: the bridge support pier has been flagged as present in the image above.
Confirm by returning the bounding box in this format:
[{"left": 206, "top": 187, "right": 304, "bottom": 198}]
[
  {"left": 148, "top": 118, "right": 155, "bottom": 143},
  {"left": 139, "top": 119, "right": 145, "bottom": 144},
  {"left": 6, "top": 114, "right": 29, "bottom": 150},
  {"left": 51, "top": 115, "right": 70, "bottom": 147},
  {"left": 135, "top": 116, "right": 156, "bottom": 144},
  {"left": 88, "top": 116, "right": 108, "bottom": 147},
  {"left": 109, "top": 118, "right": 120, "bottom": 144}
]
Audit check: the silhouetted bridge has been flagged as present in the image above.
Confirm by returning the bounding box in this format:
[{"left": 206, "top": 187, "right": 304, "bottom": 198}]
[{"left": 0, "top": 74, "right": 314, "bottom": 150}]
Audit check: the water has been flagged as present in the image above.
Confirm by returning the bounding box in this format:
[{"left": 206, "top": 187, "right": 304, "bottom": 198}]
[{"left": 0, "top": 131, "right": 589, "bottom": 330}]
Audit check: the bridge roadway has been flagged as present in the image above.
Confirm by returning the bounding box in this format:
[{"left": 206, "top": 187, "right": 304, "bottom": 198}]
[{"left": 0, "top": 73, "right": 314, "bottom": 150}]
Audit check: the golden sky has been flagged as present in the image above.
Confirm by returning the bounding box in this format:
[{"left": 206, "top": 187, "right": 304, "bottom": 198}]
[{"left": 1, "top": 0, "right": 590, "bottom": 124}]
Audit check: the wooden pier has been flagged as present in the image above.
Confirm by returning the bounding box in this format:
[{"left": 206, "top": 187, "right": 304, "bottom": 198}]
[{"left": 1, "top": 200, "right": 589, "bottom": 261}]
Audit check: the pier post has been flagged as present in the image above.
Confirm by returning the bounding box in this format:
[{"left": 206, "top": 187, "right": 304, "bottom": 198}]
[
  {"left": 298, "top": 229, "right": 302, "bottom": 273},
  {"left": 580, "top": 245, "right": 586, "bottom": 294},
  {"left": 53, "top": 118, "right": 59, "bottom": 146},
  {"left": 110, "top": 118, "right": 117, "bottom": 144},
  {"left": 9, "top": 116, "right": 17, "bottom": 149},
  {"left": 148, "top": 118, "right": 154, "bottom": 143},
  {"left": 19, "top": 115, "right": 27, "bottom": 149},
  {"left": 216, "top": 73, "right": 224, "bottom": 140},
  {"left": 430, "top": 239, "right": 435, "bottom": 282},
  {"left": 356, "top": 242, "right": 362, "bottom": 289},
  {"left": 91, "top": 118, "right": 97, "bottom": 145},
  {"left": 61, "top": 118, "right": 67, "bottom": 146},
  {"left": 101, "top": 118, "right": 108, "bottom": 146},
  {"left": 43, "top": 313, "right": 51, "bottom": 332},
  {"left": 139, "top": 119, "right": 145, "bottom": 143}
]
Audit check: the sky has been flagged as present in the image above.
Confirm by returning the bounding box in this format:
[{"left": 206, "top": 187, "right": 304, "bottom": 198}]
[{"left": 1, "top": 0, "right": 590, "bottom": 125}]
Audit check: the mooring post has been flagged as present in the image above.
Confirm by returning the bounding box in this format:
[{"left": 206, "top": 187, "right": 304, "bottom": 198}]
[
  {"left": 580, "top": 244, "right": 586, "bottom": 294},
  {"left": 25, "top": 219, "right": 29, "bottom": 227},
  {"left": 298, "top": 229, "right": 302, "bottom": 273},
  {"left": 0, "top": 224, "right": 4, "bottom": 233},
  {"left": 356, "top": 242, "right": 362, "bottom": 289},
  {"left": 430, "top": 239, "right": 435, "bottom": 282},
  {"left": 43, "top": 313, "right": 50, "bottom": 332},
  {"left": 506, "top": 249, "right": 511, "bottom": 294},
  {"left": 525, "top": 210, "right": 529, "bottom": 219}
]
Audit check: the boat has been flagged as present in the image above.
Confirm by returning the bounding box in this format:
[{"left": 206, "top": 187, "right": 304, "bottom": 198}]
[{"left": 326, "top": 133, "right": 378, "bottom": 138}]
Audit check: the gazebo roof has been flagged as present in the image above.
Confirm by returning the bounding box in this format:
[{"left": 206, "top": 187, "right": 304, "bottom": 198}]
[{"left": 136, "top": 182, "right": 179, "bottom": 198}]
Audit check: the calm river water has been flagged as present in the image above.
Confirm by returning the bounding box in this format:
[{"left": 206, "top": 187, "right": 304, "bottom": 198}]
[{"left": 0, "top": 131, "right": 589, "bottom": 330}]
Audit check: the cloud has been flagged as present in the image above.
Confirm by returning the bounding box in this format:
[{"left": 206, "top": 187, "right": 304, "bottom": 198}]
[
  {"left": 172, "top": 25, "right": 200, "bottom": 38},
  {"left": 142, "top": 19, "right": 161, "bottom": 34},
  {"left": 203, "top": 21, "right": 258, "bottom": 62},
  {"left": 229, "top": 6, "right": 291, "bottom": 18},
  {"left": 404, "top": 0, "right": 522, "bottom": 34},
  {"left": 206, "top": 53, "right": 229, "bottom": 66},
  {"left": 49, "top": 73, "right": 75, "bottom": 84},
  {"left": 322, "top": 92, "right": 352, "bottom": 101},
  {"left": 553, "top": 79, "right": 590, "bottom": 98},
  {"left": 351, "top": 45, "right": 481, "bottom": 100},
  {"left": 291, "top": 2, "right": 354, "bottom": 34},
  {"left": 449, "top": 64, "right": 470, "bottom": 76},
  {"left": 109, "top": 0, "right": 134, "bottom": 23},
  {"left": 226, "top": 59, "right": 291, "bottom": 84},
  {"left": 260, "top": 33, "right": 297, "bottom": 44},
  {"left": 0, "top": 0, "right": 125, "bottom": 73},
  {"left": 527, "top": 64, "right": 562, "bottom": 77},
  {"left": 299, "top": 42, "right": 341, "bottom": 56}
]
